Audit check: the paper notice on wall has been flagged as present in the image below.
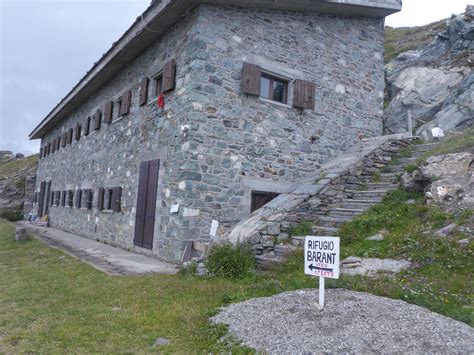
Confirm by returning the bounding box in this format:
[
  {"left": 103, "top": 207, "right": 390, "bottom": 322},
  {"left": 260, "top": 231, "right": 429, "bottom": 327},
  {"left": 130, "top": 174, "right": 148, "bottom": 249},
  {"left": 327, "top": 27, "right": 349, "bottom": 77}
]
[
  {"left": 170, "top": 204, "right": 180, "bottom": 214},
  {"left": 210, "top": 220, "right": 219, "bottom": 238}
]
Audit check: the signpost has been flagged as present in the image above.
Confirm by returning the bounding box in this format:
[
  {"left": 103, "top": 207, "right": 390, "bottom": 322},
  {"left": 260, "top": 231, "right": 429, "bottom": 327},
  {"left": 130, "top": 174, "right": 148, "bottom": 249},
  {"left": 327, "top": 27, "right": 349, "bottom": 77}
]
[{"left": 304, "top": 236, "right": 340, "bottom": 309}]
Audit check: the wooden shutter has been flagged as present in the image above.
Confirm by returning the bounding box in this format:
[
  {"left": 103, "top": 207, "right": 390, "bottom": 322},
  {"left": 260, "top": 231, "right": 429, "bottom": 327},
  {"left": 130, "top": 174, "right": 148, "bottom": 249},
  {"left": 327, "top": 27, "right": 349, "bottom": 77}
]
[
  {"left": 139, "top": 77, "right": 149, "bottom": 106},
  {"left": 62, "top": 133, "right": 67, "bottom": 147},
  {"left": 47, "top": 143, "right": 51, "bottom": 155},
  {"left": 44, "top": 181, "right": 51, "bottom": 215},
  {"left": 39, "top": 147, "right": 43, "bottom": 159},
  {"left": 75, "top": 189, "right": 82, "bottom": 208},
  {"left": 111, "top": 187, "right": 122, "bottom": 212},
  {"left": 51, "top": 140, "right": 56, "bottom": 153},
  {"left": 162, "top": 59, "right": 176, "bottom": 92},
  {"left": 75, "top": 123, "right": 81, "bottom": 140},
  {"left": 57, "top": 136, "right": 61, "bottom": 150},
  {"left": 293, "top": 79, "right": 316, "bottom": 110},
  {"left": 68, "top": 128, "right": 73, "bottom": 144},
  {"left": 104, "top": 101, "right": 113, "bottom": 124},
  {"left": 120, "top": 91, "right": 131, "bottom": 116},
  {"left": 242, "top": 62, "right": 261, "bottom": 96},
  {"left": 50, "top": 190, "right": 54, "bottom": 207},
  {"left": 85, "top": 117, "right": 91, "bottom": 136},
  {"left": 97, "top": 188, "right": 105, "bottom": 210},
  {"left": 94, "top": 110, "right": 101, "bottom": 130}
]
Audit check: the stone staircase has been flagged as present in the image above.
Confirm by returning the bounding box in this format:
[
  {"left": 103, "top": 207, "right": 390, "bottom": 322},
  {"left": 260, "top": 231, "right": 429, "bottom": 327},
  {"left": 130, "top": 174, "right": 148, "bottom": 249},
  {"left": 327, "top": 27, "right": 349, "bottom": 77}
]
[{"left": 289, "top": 142, "right": 438, "bottom": 248}]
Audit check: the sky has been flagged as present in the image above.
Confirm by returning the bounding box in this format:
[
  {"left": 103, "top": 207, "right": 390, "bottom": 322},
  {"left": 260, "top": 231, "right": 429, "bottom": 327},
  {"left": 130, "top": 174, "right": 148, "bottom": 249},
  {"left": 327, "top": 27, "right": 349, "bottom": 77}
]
[{"left": 0, "top": 0, "right": 472, "bottom": 156}]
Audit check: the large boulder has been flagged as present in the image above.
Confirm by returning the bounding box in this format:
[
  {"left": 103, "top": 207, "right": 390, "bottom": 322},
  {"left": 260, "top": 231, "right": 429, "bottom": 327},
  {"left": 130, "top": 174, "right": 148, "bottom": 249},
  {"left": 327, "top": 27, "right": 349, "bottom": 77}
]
[{"left": 411, "top": 152, "right": 474, "bottom": 206}]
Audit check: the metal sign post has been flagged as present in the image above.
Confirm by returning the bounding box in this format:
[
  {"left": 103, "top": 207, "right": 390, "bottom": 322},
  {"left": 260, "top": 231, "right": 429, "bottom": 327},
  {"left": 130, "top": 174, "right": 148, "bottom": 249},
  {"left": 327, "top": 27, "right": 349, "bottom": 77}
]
[{"left": 304, "top": 236, "right": 340, "bottom": 309}]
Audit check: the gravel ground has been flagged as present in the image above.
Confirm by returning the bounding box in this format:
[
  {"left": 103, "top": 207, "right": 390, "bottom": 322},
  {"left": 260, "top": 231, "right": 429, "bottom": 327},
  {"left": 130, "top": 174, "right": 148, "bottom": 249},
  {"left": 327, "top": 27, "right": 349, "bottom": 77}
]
[{"left": 211, "top": 289, "right": 474, "bottom": 353}]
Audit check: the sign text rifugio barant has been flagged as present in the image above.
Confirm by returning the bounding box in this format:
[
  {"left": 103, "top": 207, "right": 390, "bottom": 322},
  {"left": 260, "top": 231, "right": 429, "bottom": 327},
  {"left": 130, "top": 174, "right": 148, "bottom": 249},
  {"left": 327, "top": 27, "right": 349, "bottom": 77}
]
[{"left": 304, "top": 236, "right": 340, "bottom": 279}]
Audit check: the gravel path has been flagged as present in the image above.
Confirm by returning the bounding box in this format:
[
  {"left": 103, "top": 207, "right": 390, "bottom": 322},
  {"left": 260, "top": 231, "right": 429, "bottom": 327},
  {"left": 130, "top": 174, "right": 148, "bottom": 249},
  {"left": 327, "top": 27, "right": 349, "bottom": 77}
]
[{"left": 211, "top": 289, "right": 474, "bottom": 353}]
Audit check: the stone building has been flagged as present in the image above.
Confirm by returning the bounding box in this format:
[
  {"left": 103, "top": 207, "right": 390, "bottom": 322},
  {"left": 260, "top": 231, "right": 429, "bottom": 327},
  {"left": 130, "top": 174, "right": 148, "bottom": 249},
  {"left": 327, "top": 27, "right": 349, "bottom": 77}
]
[{"left": 29, "top": 0, "right": 401, "bottom": 262}]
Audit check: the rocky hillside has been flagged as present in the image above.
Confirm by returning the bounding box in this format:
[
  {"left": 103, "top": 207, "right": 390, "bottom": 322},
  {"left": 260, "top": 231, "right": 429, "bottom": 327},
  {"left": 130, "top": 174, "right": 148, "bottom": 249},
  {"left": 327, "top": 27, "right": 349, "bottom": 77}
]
[
  {"left": 0, "top": 152, "right": 38, "bottom": 220},
  {"left": 384, "top": 5, "right": 473, "bottom": 138}
]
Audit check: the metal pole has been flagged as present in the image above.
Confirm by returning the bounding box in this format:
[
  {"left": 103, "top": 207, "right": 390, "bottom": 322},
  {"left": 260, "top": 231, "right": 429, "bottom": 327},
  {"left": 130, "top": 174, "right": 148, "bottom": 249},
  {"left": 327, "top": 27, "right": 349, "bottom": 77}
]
[
  {"left": 319, "top": 276, "right": 325, "bottom": 309},
  {"left": 407, "top": 110, "right": 413, "bottom": 138}
]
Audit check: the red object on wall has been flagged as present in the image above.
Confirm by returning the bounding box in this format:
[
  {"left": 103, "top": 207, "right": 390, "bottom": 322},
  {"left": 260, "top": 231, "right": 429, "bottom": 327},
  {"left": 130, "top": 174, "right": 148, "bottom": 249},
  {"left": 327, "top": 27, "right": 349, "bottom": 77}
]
[{"left": 157, "top": 94, "right": 165, "bottom": 108}]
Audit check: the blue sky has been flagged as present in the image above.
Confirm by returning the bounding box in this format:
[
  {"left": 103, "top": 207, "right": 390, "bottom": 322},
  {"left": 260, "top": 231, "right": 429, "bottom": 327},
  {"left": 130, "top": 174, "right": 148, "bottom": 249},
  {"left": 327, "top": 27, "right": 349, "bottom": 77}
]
[{"left": 0, "top": 0, "right": 471, "bottom": 155}]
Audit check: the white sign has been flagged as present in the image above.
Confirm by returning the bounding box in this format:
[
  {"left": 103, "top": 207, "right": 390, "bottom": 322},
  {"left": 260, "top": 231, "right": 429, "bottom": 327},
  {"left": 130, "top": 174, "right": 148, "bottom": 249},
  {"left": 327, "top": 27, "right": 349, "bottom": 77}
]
[
  {"left": 304, "top": 236, "right": 340, "bottom": 279},
  {"left": 304, "top": 236, "right": 340, "bottom": 309},
  {"left": 210, "top": 220, "right": 219, "bottom": 238}
]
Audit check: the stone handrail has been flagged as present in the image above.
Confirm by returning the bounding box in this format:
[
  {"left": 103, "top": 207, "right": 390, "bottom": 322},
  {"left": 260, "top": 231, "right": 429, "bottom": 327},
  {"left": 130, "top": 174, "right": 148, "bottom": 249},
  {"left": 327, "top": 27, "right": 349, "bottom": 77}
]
[{"left": 225, "top": 133, "right": 411, "bottom": 244}]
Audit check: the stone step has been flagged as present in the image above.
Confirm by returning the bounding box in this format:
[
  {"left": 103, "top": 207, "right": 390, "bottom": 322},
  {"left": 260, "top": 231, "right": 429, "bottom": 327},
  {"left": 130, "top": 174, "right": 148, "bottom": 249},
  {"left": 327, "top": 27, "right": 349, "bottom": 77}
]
[
  {"left": 328, "top": 208, "right": 364, "bottom": 217},
  {"left": 311, "top": 226, "right": 339, "bottom": 236},
  {"left": 364, "top": 183, "right": 399, "bottom": 189},
  {"left": 346, "top": 189, "right": 390, "bottom": 197},
  {"left": 317, "top": 215, "right": 353, "bottom": 227},
  {"left": 339, "top": 204, "right": 373, "bottom": 211}
]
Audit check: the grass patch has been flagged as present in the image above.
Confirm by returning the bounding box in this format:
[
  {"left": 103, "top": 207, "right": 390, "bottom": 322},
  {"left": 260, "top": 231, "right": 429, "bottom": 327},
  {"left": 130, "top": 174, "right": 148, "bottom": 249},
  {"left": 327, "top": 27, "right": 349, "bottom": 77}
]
[
  {"left": 288, "top": 220, "right": 312, "bottom": 236},
  {"left": 0, "top": 209, "right": 23, "bottom": 222},
  {"left": 0, "top": 155, "right": 38, "bottom": 179},
  {"left": 334, "top": 189, "right": 473, "bottom": 324},
  {"left": 206, "top": 242, "right": 256, "bottom": 279},
  {"left": 0, "top": 219, "right": 257, "bottom": 353}
]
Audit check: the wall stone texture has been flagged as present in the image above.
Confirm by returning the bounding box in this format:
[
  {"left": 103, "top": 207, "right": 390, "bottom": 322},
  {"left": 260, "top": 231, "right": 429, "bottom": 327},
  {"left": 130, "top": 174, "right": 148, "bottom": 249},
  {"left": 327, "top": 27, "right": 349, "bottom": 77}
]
[{"left": 33, "top": 5, "right": 386, "bottom": 263}]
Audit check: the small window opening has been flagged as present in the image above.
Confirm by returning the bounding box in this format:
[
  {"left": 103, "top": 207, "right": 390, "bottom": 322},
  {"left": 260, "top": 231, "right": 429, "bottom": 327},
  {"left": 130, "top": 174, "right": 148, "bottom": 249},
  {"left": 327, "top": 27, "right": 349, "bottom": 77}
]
[
  {"left": 116, "top": 98, "right": 122, "bottom": 118},
  {"left": 153, "top": 74, "right": 164, "bottom": 98},
  {"left": 260, "top": 73, "right": 288, "bottom": 104},
  {"left": 250, "top": 190, "right": 280, "bottom": 212}
]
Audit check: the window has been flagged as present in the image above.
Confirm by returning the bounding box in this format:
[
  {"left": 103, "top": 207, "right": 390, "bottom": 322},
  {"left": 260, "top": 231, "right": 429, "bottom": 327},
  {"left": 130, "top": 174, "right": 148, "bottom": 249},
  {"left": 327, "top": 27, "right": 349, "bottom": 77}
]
[
  {"left": 260, "top": 73, "right": 288, "bottom": 104},
  {"left": 115, "top": 98, "right": 122, "bottom": 119},
  {"left": 153, "top": 74, "right": 163, "bottom": 98},
  {"left": 251, "top": 190, "right": 280, "bottom": 212},
  {"left": 75, "top": 189, "right": 82, "bottom": 209},
  {"left": 67, "top": 190, "right": 73, "bottom": 207},
  {"left": 61, "top": 191, "right": 66, "bottom": 207},
  {"left": 106, "top": 189, "right": 113, "bottom": 210}
]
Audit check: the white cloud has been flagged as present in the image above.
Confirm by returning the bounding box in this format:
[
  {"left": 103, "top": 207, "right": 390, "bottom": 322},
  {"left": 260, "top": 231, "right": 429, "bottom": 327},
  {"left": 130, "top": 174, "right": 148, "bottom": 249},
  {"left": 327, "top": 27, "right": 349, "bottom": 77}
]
[{"left": 386, "top": 0, "right": 473, "bottom": 27}]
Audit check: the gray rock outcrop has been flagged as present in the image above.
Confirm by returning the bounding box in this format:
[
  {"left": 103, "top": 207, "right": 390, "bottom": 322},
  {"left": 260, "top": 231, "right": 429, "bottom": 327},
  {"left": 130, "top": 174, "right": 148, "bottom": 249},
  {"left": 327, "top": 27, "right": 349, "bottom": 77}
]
[
  {"left": 384, "top": 6, "right": 474, "bottom": 137},
  {"left": 402, "top": 152, "right": 474, "bottom": 207}
]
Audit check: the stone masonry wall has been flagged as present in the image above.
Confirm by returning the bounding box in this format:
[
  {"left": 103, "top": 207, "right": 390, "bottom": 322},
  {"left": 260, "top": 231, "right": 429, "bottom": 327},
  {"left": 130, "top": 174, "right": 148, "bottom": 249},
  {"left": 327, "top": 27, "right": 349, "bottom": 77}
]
[
  {"left": 34, "top": 10, "right": 201, "bottom": 262},
  {"left": 168, "top": 5, "right": 386, "bottom": 244},
  {"left": 34, "top": 4, "right": 386, "bottom": 263}
]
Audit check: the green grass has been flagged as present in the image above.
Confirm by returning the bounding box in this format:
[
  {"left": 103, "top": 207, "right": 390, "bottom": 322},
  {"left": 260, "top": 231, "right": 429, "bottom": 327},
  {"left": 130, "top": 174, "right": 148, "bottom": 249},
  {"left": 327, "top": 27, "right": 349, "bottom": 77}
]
[
  {"left": 0, "top": 155, "right": 38, "bottom": 179},
  {"left": 0, "top": 220, "right": 256, "bottom": 353},
  {"left": 288, "top": 220, "right": 312, "bottom": 236},
  {"left": 384, "top": 20, "right": 446, "bottom": 63}
]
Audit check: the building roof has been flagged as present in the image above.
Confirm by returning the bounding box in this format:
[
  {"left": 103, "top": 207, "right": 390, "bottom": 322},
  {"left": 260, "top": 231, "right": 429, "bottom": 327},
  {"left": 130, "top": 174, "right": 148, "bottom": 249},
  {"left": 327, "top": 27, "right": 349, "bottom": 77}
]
[{"left": 29, "top": 0, "right": 401, "bottom": 140}]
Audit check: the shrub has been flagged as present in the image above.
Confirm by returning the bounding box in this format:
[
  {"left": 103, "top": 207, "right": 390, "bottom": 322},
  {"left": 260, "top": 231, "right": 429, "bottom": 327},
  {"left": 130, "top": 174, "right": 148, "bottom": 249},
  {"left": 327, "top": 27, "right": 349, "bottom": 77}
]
[
  {"left": 288, "top": 220, "right": 312, "bottom": 236},
  {"left": 0, "top": 209, "right": 23, "bottom": 222},
  {"left": 15, "top": 178, "right": 25, "bottom": 191},
  {"left": 205, "top": 242, "right": 255, "bottom": 279}
]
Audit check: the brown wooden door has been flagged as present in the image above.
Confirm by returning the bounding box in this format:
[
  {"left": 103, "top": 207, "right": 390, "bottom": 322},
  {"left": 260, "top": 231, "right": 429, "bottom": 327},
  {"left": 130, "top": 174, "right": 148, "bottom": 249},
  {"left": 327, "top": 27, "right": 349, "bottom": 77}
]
[
  {"left": 134, "top": 159, "right": 160, "bottom": 249},
  {"left": 44, "top": 181, "right": 51, "bottom": 215},
  {"left": 37, "top": 181, "right": 46, "bottom": 217}
]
